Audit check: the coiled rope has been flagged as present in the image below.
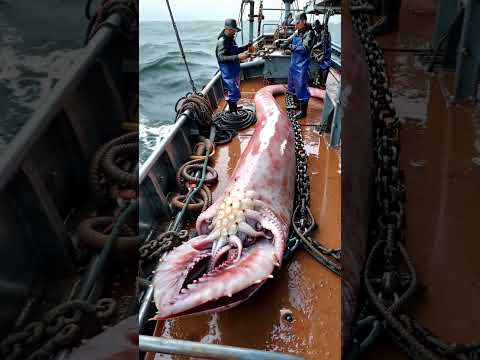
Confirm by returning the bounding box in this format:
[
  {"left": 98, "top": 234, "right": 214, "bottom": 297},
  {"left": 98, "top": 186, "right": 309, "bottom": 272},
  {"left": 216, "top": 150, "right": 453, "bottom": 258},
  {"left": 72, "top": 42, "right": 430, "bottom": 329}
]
[
  {"left": 213, "top": 108, "right": 257, "bottom": 144},
  {"left": 175, "top": 93, "right": 214, "bottom": 128},
  {"left": 84, "top": 0, "right": 138, "bottom": 45},
  {"left": 172, "top": 129, "right": 216, "bottom": 229},
  {"left": 78, "top": 216, "right": 140, "bottom": 253},
  {"left": 89, "top": 131, "right": 139, "bottom": 202},
  {"left": 170, "top": 139, "right": 218, "bottom": 214}
]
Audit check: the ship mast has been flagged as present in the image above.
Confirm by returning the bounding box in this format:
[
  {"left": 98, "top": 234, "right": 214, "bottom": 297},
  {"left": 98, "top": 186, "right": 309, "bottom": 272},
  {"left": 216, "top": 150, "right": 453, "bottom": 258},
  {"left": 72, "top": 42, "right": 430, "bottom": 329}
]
[
  {"left": 283, "top": 0, "right": 294, "bottom": 24},
  {"left": 247, "top": 0, "right": 255, "bottom": 43}
]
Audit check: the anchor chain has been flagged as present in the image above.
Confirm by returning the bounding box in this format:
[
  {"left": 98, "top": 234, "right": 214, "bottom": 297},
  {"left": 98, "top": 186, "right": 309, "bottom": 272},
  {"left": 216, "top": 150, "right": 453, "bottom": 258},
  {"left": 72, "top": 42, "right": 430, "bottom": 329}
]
[
  {"left": 284, "top": 93, "right": 341, "bottom": 276},
  {"left": 0, "top": 298, "right": 117, "bottom": 360},
  {"left": 139, "top": 229, "right": 189, "bottom": 264},
  {"left": 349, "top": 1, "right": 480, "bottom": 359}
]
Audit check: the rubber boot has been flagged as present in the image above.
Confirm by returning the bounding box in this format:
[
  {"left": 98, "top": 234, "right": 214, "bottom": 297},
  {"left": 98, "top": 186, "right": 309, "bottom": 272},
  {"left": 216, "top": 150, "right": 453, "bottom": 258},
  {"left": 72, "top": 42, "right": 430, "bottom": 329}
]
[
  {"left": 286, "top": 95, "right": 299, "bottom": 110},
  {"left": 318, "top": 69, "right": 328, "bottom": 89},
  {"left": 294, "top": 100, "right": 308, "bottom": 120},
  {"left": 368, "top": 0, "right": 401, "bottom": 36},
  {"left": 227, "top": 101, "right": 242, "bottom": 113}
]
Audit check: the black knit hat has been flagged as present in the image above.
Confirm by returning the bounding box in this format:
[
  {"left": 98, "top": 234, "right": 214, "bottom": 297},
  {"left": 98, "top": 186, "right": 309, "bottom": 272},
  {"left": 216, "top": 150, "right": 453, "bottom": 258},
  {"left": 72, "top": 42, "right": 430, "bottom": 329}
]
[{"left": 225, "top": 18, "right": 242, "bottom": 32}]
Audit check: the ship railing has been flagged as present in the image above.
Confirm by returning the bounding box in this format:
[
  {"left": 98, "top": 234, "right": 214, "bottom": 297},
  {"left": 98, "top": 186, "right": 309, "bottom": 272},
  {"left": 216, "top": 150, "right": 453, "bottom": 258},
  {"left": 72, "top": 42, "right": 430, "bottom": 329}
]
[{"left": 140, "top": 335, "right": 305, "bottom": 360}]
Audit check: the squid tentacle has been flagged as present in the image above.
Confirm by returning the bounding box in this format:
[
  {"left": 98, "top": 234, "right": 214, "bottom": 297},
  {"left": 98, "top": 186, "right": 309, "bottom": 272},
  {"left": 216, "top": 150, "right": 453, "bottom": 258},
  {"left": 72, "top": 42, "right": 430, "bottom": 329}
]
[
  {"left": 243, "top": 209, "right": 263, "bottom": 224},
  {"left": 228, "top": 234, "right": 243, "bottom": 261},
  {"left": 238, "top": 222, "right": 265, "bottom": 238},
  {"left": 208, "top": 244, "right": 232, "bottom": 272}
]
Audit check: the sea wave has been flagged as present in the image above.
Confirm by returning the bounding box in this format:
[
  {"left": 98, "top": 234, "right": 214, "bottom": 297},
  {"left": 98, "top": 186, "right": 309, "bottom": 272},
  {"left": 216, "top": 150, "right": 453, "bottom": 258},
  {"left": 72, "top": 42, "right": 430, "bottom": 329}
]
[
  {"left": 139, "top": 50, "right": 215, "bottom": 74},
  {"left": 0, "top": 43, "right": 82, "bottom": 142},
  {"left": 139, "top": 113, "right": 174, "bottom": 164}
]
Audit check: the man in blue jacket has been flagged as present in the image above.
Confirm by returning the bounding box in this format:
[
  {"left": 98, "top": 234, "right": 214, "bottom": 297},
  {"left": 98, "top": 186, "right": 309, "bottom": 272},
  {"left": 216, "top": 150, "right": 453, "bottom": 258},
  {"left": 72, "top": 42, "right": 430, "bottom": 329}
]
[
  {"left": 278, "top": 13, "right": 315, "bottom": 119},
  {"left": 216, "top": 19, "right": 251, "bottom": 113}
]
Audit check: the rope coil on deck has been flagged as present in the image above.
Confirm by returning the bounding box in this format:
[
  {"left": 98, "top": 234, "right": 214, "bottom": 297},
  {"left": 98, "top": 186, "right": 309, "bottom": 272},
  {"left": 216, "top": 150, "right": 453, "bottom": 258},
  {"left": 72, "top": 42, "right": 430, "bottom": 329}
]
[
  {"left": 212, "top": 108, "right": 257, "bottom": 145},
  {"left": 84, "top": 0, "right": 138, "bottom": 45},
  {"left": 78, "top": 216, "right": 140, "bottom": 253},
  {"left": 175, "top": 93, "right": 214, "bottom": 128},
  {"left": 176, "top": 158, "right": 218, "bottom": 186},
  {"left": 89, "top": 131, "right": 139, "bottom": 203},
  {"left": 170, "top": 145, "right": 218, "bottom": 214},
  {"left": 101, "top": 142, "right": 139, "bottom": 187}
]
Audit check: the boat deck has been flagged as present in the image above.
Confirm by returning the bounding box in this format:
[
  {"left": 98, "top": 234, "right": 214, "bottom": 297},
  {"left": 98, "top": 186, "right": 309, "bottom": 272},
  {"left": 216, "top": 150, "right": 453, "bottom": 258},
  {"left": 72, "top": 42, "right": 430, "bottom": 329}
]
[
  {"left": 363, "top": 0, "right": 480, "bottom": 358},
  {"left": 147, "top": 78, "right": 341, "bottom": 359}
]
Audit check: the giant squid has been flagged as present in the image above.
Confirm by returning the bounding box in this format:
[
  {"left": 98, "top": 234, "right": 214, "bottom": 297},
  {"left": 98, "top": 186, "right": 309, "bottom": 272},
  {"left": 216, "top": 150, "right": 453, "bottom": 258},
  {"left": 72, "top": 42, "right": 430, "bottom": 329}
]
[{"left": 152, "top": 85, "right": 297, "bottom": 319}]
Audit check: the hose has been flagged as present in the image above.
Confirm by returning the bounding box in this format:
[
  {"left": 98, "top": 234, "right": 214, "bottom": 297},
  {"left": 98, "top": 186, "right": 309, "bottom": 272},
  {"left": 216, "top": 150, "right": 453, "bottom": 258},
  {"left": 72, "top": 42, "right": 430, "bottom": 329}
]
[
  {"left": 78, "top": 216, "right": 141, "bottom": 253},
  {"left": 101, "top": 143, "right": 139, "bottom": 187},
  {"left": 213, "top": 108, "right": 256, "bottom": 145}
]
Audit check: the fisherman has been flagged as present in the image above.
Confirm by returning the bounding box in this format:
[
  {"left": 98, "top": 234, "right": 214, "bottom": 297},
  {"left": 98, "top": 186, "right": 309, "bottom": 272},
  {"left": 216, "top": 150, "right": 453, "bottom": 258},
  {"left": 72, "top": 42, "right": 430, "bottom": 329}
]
[
  {"left": 276, "top": 12, "right": 315, "bottom": 119},
  {"left": 313, "top": 19, "right": 332, "bottom": 89},
  {"left": 282, "top": 12, "right": 293, "bottom": 26},
  {"left": 216, "top": 19, "right": 251, "bottom": 113},
  {"left": 282, "top": 13, "right": 295, "bottom": 36}
]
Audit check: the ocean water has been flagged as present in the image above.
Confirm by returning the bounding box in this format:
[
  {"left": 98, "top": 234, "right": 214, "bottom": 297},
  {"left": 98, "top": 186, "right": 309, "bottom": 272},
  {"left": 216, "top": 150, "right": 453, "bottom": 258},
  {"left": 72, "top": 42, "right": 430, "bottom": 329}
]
[
  {"left": 139, "top": 18, "right": 341, "bottom": 164},
  {"left": 0, "top": 0, "right": 87, "bottom": 152},
  {"left": 139, "top": 21, "right": 221, "bottom": 164}
]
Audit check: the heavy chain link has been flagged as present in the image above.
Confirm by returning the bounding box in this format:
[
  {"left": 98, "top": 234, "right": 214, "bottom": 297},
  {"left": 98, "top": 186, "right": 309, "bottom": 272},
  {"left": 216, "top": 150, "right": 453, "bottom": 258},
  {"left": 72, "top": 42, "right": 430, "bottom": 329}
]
[
  {"left": 139, "top": 229, "right": 189, "bottom": 264},
  {"left": 0, "top": 298, "right": 117, "bottom": 360},
  {"left": 284, "top": 93, "right": 342, "bottom": 276},
  {"left": 349, "top": 1, "right": 480, "bottom": 359}
]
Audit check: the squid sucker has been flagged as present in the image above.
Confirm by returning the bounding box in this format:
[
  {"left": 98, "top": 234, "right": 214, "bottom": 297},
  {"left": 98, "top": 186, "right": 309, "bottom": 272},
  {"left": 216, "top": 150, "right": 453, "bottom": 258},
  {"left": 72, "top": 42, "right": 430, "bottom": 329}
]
[{"left": 153, "top": 85, "right": 296, "bottom": 320}]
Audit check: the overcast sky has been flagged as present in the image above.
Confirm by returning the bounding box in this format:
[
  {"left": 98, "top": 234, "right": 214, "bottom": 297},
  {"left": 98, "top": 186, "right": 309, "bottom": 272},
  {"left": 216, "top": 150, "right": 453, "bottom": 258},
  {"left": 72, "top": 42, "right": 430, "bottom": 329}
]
[{"left": 140, "top": 0, "right": 309, "bottom": 22}]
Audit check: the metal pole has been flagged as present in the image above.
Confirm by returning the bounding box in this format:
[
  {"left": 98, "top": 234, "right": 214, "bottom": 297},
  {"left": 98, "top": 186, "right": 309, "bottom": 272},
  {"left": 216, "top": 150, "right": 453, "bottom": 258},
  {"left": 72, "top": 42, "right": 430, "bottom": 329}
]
[
  {"left": 262, "top": 7, "right": 301, "bottom": 11},
  {"left": 140, "top": 336, "right": 305, "bottom": 360},
  {"left": 283, "top": 0, "right": 293, "bottom": 24},
  {"left": 139, "top": 287, "right": 154, "bottom": 331},
  {"left": 248, "top": 0, "right": 255, "bottom": 43},
  {"left": 257, "top": 0, "right": 263, "bottom": 36},
  {"left": 454, "top": 0, "right": 480, "bottom": 100},
  {"left": 165, "top": 0, "right": 197, "bottom": 93}
]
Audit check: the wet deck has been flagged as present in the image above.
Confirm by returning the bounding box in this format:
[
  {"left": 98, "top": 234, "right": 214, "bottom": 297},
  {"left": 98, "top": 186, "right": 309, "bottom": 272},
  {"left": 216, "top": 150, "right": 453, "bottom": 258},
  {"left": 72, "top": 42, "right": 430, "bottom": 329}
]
[
  {"left": 364, "top": 0, "right": 480, "bottom": 358},
  {"left": 148, "top": 78, "right": 341, "bottom": 359}
]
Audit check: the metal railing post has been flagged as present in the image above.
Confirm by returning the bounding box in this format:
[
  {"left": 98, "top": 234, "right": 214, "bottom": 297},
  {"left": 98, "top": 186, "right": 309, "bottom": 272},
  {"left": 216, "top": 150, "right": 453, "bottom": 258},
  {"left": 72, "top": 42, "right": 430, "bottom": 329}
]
[{"left": 140, "top": 335, "right": 305, "bottom": 360}]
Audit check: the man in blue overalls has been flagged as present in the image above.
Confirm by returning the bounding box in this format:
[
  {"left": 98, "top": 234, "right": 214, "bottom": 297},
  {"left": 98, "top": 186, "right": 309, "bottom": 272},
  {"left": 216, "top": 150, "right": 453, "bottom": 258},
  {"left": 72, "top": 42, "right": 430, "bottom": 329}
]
[
  {"left": 216, "top": 19, "right": 251, "bottom": 113},
  {"left": 278, "top": 13, "right": 315, "bottom": 120}
]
